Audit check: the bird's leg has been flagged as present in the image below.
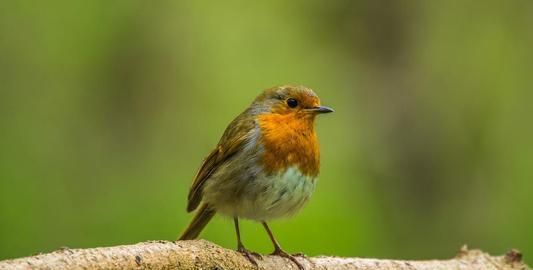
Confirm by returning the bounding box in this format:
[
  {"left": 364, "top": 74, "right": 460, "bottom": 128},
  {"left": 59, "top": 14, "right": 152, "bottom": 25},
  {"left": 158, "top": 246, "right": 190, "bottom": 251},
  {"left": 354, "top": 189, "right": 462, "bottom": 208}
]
[
  {"left": 262, "top": 222, "right": 305, "bottom": 270},
  {"left": 234, "top": 217, "right": 261, "bottom": 266}
]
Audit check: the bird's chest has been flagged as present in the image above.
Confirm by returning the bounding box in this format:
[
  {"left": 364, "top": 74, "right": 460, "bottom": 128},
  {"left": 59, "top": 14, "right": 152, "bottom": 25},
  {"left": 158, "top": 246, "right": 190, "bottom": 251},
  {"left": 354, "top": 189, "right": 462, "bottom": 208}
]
[{"left": 257, "top": 113, "right": 320, "bottom": 176}]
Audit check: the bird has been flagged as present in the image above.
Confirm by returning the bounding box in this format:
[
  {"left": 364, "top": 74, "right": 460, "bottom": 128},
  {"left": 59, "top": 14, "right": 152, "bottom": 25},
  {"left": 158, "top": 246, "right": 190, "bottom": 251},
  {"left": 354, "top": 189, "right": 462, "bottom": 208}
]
[{"left": 178, "top": 85, "right": 333, "bottom": 269}]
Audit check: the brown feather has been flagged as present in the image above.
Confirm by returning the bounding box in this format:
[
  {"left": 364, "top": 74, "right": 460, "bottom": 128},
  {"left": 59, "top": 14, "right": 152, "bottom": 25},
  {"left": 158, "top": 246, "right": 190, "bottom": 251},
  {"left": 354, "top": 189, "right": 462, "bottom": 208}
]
[
  {"left": 186, "top": 108, "right": 256, "bottom": 212},
  {"left": 179, "top": 203, "right": 216, "bottom": 239}
]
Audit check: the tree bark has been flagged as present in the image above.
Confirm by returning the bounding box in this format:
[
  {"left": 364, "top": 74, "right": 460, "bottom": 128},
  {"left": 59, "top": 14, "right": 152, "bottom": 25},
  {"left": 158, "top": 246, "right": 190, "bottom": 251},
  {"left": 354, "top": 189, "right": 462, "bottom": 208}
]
[{"left": 0, "top": 240, "right": 529, "bottom": 270}]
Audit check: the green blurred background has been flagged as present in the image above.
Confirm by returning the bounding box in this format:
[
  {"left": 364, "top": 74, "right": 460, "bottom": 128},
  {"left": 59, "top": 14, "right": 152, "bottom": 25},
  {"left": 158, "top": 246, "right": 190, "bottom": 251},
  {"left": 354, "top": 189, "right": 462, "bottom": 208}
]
[{"left": 1, "top": 0, "right": 532, "bottom": 264}]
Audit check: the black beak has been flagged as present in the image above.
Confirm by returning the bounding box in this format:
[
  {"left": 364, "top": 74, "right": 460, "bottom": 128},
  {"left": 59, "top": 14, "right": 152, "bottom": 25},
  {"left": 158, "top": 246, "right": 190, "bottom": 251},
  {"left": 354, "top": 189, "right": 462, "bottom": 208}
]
[{"left": 309, "top": 106, "right": 334, "bottom": 114}]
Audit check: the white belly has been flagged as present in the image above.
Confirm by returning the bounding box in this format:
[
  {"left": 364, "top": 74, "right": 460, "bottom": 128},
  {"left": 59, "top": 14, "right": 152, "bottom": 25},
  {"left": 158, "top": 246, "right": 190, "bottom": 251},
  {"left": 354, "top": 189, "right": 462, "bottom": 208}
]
[{"left": 214, "top": 167, "right": 317, "bottom": 221}]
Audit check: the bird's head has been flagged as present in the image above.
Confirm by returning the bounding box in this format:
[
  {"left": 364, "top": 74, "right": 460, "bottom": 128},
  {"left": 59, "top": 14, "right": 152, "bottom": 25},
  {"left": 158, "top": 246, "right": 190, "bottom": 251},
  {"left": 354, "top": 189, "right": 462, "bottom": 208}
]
[{"left": 251, "top": 85, "right": 333, "bottom": 120}]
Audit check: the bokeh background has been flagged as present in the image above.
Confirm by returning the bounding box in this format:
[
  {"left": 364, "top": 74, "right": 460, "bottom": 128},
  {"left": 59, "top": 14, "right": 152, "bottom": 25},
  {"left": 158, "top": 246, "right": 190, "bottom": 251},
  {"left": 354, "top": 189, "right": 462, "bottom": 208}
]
[{"left": 1, "top": 0, "right": 532, "bottom": 264}]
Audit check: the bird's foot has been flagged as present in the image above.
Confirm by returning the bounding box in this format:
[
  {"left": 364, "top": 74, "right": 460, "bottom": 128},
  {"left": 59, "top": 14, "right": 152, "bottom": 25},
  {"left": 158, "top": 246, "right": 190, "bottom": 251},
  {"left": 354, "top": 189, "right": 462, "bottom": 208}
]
[
  {"left": 271, "top": 248, "right": 305, "bottom": 270},
  {"left": 237, "top": 246, "right": 262, "bottom": 267}
]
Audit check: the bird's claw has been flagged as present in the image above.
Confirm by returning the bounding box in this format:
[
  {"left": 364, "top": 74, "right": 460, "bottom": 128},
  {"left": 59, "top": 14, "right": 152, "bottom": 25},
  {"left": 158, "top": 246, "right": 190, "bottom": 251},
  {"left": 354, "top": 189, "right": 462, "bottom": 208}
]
[
  {"left": 271, "top": 248, "right": 305, "bottom": 270},
  {"left": 250, "top": 251, "right": 263, "bottom": 259},
  {"left": 237, "top": 246, "right": 262, "bottom": 267}
]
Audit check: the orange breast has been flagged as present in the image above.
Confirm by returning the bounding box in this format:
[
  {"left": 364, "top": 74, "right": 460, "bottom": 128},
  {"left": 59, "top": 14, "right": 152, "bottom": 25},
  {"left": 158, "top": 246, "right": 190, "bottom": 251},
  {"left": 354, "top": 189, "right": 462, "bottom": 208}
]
[{"left": 257, "top": 113, "right": 320, "bottom": 176}]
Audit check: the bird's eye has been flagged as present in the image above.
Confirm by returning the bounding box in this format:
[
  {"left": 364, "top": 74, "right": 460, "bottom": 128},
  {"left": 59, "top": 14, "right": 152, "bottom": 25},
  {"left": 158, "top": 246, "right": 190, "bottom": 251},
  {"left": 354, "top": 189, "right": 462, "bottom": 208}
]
[{"left": 287, "top": 98, "right": 298, "bottom": 108}]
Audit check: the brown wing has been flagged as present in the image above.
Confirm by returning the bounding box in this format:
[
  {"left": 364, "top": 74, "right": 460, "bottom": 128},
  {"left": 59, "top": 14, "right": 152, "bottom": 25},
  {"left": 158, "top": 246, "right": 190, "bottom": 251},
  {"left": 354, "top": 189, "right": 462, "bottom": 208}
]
[{"left": 186, "top": 110, "right": 255, "bottom": 212}]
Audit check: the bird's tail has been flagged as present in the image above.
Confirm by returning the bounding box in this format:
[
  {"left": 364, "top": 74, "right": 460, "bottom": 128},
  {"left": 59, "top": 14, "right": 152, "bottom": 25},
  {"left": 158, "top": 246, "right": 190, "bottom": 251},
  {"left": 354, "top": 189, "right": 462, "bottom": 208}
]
[{"left": 178, "top": 204, "right": 216, "bottom": 240}]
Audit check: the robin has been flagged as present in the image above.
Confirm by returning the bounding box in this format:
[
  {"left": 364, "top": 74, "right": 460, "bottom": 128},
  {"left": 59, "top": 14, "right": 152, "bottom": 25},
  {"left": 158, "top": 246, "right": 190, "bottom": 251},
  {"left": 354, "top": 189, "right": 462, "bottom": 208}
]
[{"left": 179, "top": 85, "right": 333, "bottom": 269}]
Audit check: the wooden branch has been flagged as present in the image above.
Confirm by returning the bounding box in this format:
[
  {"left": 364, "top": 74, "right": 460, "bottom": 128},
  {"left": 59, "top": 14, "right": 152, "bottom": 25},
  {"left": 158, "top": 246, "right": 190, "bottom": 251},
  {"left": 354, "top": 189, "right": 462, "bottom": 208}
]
[{"left": 0, "top": 240, "right": 529, "bottom": 270}]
